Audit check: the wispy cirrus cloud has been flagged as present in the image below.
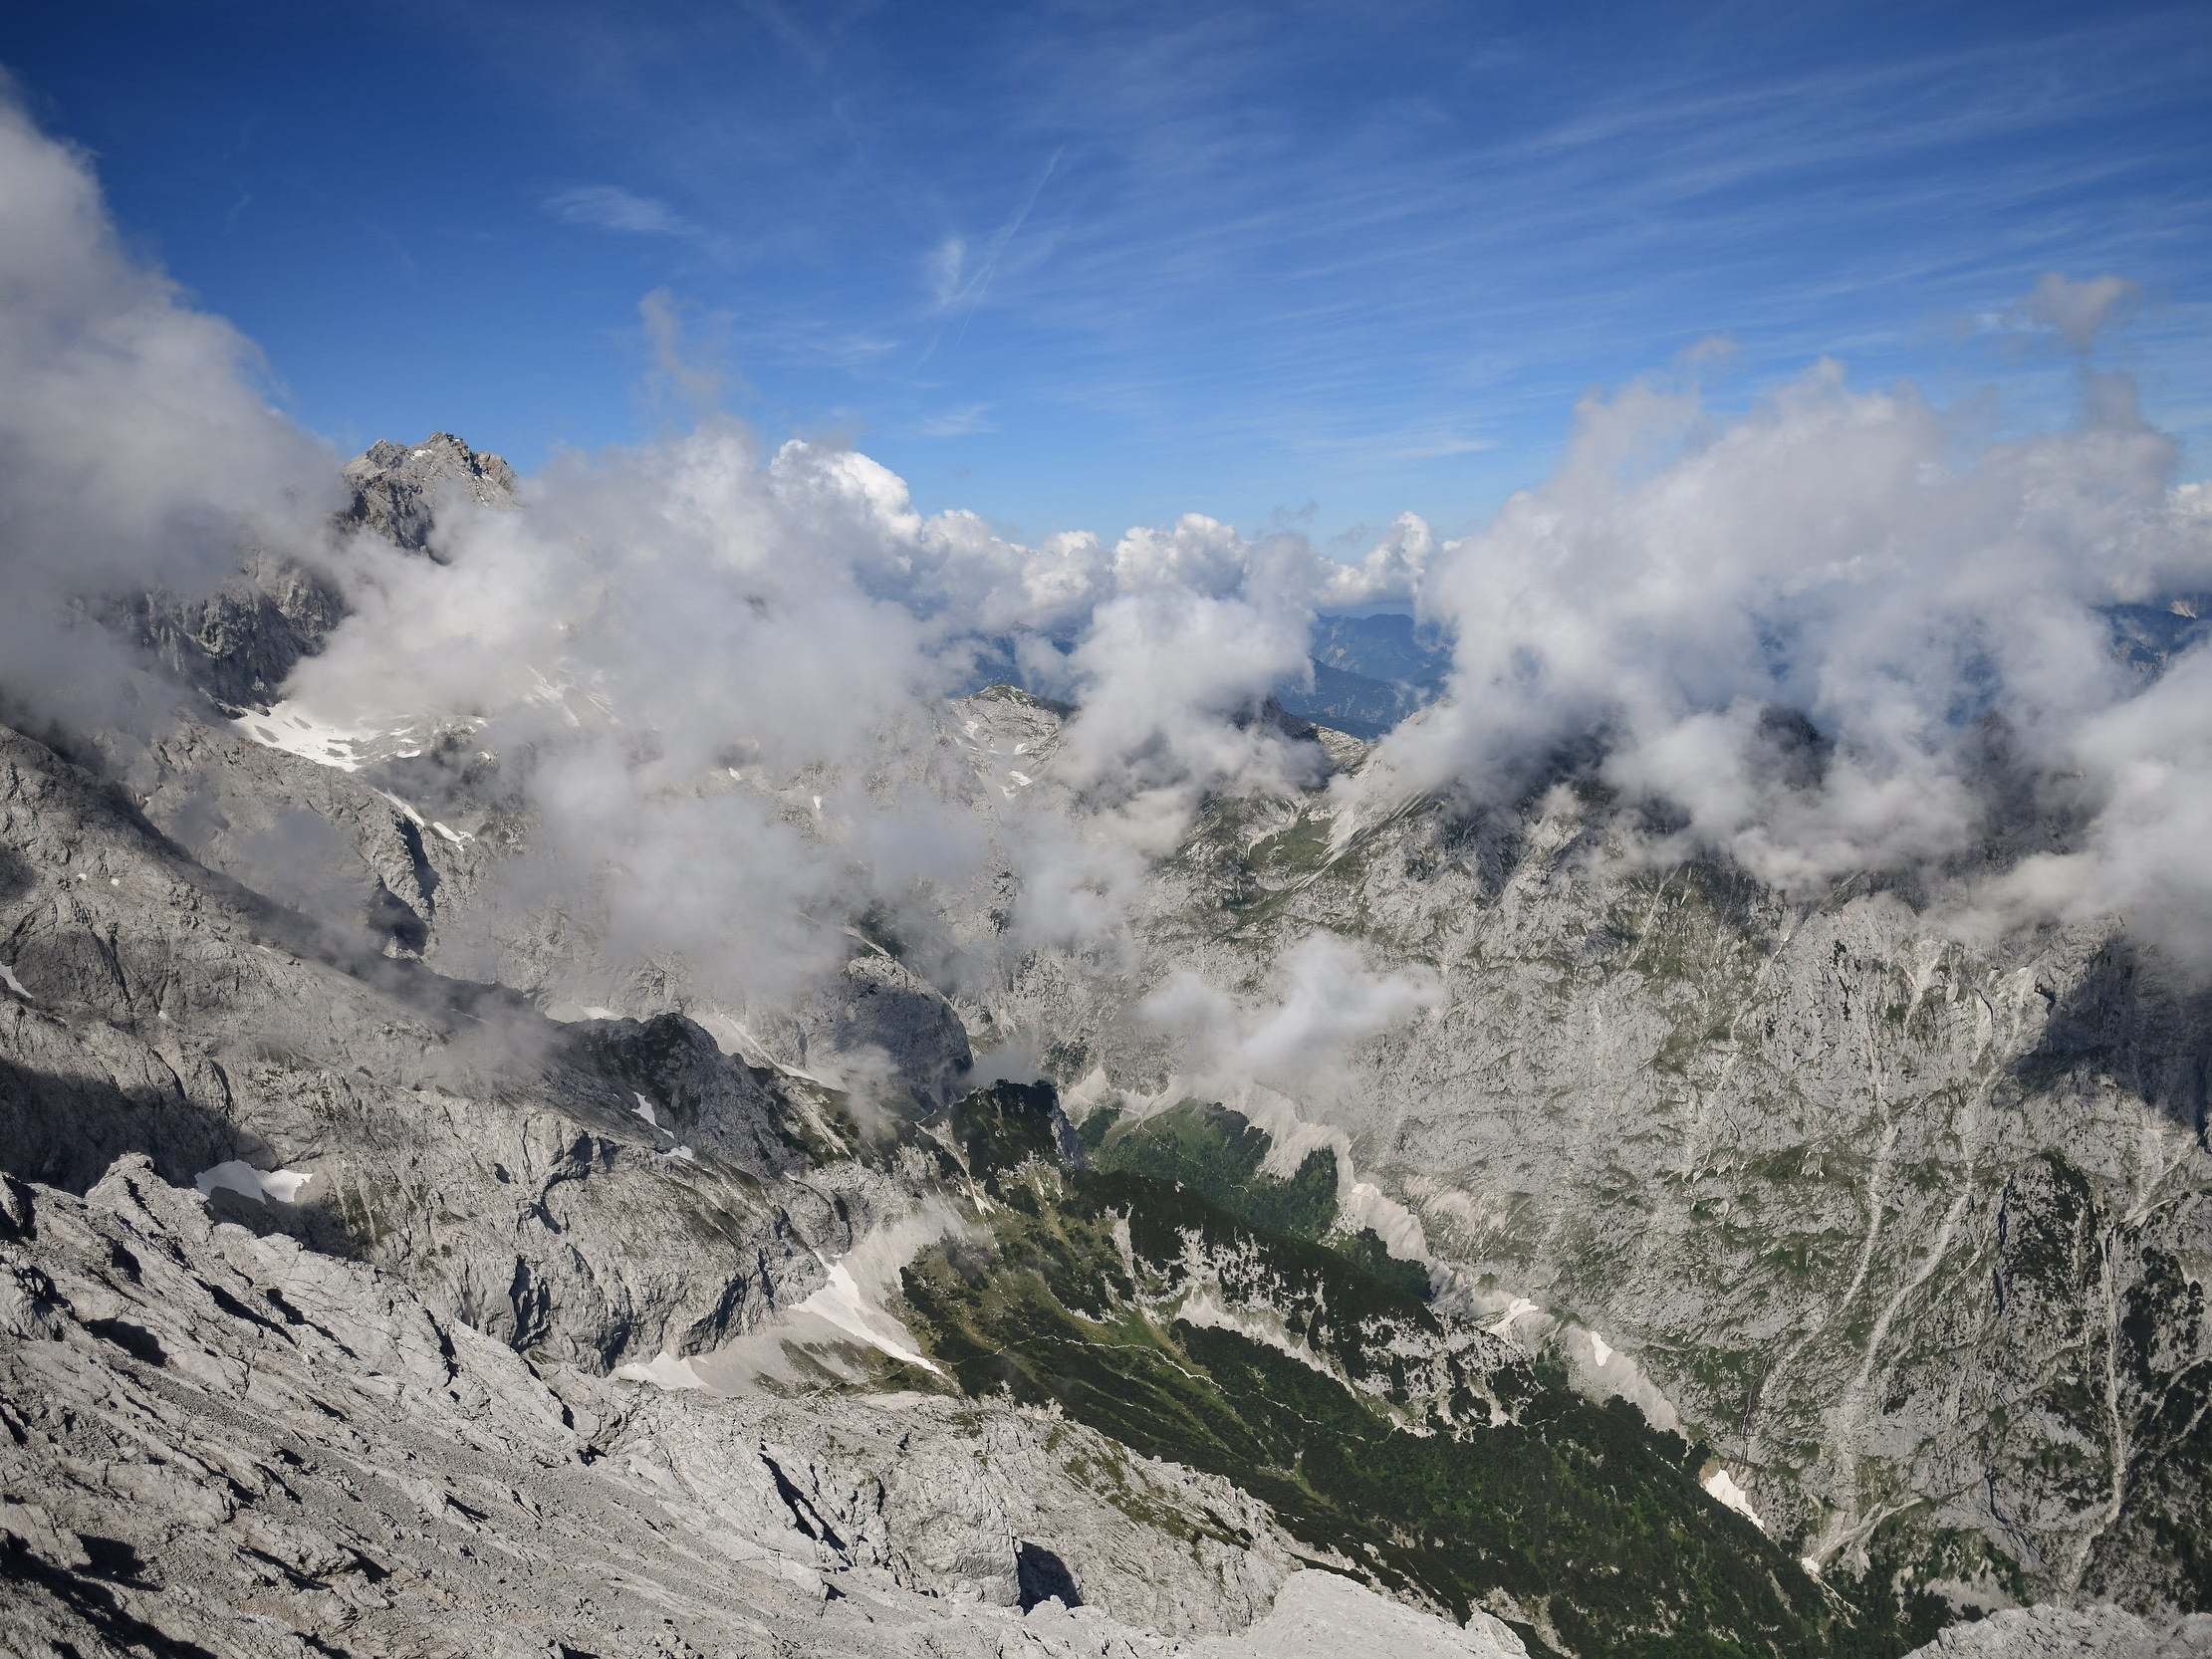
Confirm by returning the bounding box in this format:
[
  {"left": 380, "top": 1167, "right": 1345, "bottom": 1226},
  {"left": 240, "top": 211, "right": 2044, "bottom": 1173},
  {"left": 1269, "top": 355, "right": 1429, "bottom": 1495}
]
[
  {"left": 924, "top": 236, "right": 967, "bottom": 310},
  {"left": 1387, "top": 432, "right": 1498, "bottom": 462},
  {"left": 544, "top": 183, "right": 701, "bottom": 239},
  {"left": 915, "top": 401, "right": 994, "bottom": 438}
]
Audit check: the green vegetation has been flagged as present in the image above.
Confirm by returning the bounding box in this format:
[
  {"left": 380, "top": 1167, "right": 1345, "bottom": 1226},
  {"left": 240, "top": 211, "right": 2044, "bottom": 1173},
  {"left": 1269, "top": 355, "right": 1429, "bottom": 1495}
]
[
  {"left": 944, "top": 1078, "right": 1076, "bottom": 1180},
  {"left": 1245, "top": 813, "right": 1334, "bottom": 879},
  {"left": 1825, "top": 1522, "right": 2011, "bottom": 1655},
  {"left": 1074, "top": 1100, "right": 1121, "bottom": 1154},
  {"left": 1338, "top": 1224, "right": 1434, "bottom": 1302},
  {"left": 1088, "top": 1099, "right": 1339, "bottom": 1240},
  {"left": 903, "top": 1082, "right": 1924, "bottom": 1659}
]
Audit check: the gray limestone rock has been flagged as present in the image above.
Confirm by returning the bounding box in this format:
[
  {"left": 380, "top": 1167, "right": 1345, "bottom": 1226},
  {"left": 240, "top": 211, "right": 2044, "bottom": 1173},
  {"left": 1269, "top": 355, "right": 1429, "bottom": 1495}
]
[
  {"left": 0, "top": 718, "right": 859, "bottom": 1374},
  {"left": 0, "top": 1156, "right": 1525, "bottom": 1659},
  {"left": 1904, "top": 1604, "right": 2212, "bottom": 1656},
  {"left": 341, "top": 431, "right": 517, "bottom": 559}
]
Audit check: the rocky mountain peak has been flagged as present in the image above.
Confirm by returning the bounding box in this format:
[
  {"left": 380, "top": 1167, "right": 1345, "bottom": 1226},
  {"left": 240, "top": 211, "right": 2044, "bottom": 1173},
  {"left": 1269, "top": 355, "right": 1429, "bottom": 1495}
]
[{"left": 341, "top": 431, "right": 517, "bottom": 558}]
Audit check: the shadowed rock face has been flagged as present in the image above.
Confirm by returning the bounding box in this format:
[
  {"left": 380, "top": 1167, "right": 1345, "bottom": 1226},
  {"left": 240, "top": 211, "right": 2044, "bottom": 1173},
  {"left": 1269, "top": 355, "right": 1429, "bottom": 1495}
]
[
  {"left": 119, "top": 549, "right": 349, "bottom": 712},
  {"left": 115, "top": 434, "right": 517, "bottom": 716},
  {"left": 1017, "top": 1541, "right": 1085, "bottom": 1610}
]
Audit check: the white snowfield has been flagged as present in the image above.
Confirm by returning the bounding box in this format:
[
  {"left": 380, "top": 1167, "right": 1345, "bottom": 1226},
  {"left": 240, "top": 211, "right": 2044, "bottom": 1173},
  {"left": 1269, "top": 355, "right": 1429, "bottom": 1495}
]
[
  {"left": 792, "top": 1258, "right": 943, "bottom": 1376},
  {"left": 1701, "top": 1466, "right": 1767, "bottom": 1534},
  {"left": 1485, "top": 1296, "right": 1541, "bottom": 1336},
  {"left": 232, "top": 701, "right": 378, "bottom": 772},
  {"left": 0, "top": 962, "right": 32, "bottom": 1002},
  {"left": 194, "top": 1160, "right": 316, "bottom": 1205},
  {"left": 611, "top": 1349, "right": 706, "bottom": 1391}
]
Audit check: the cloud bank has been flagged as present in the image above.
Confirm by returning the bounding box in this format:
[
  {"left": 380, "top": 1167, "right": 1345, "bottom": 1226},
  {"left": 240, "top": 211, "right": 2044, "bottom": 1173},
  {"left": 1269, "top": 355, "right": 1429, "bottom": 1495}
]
[
  {"left": 5, "top": 69, "right": 2211, "bottom": 1068},
  {"left": 1369, "top": 349, "right": 2212, "bottom": 962},
  {"left": 0, "top": 84, "right": 341, "bottom": 733}
]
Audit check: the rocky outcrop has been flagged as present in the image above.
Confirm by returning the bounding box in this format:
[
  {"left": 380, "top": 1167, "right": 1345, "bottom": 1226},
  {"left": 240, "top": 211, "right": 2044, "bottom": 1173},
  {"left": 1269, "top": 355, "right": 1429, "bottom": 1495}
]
[
  {"left": 0, "top": 1157, "right": 1526, "bottom": 1659},
  {"left": 107, "top": 431, "right": 517, "bottom": 725},
  {"left": 0, "top": 718, "right": 858, "bottom": 1372},
  {"left": 1903, "top": 1603, "right": 2212, "bottom": 1656},
  {"left": 119, "top": 548, "right": 347, "bottom": 712}
]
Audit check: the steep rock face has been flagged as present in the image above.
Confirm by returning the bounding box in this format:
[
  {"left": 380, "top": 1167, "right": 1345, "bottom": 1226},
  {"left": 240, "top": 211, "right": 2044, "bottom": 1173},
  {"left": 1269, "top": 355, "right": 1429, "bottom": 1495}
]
[
  {"left": 988, "top": 749, "right": 2212, "bottom": 1611},
  {"left": 116, "top": 432, "right": 516, "bottom": 716},
  {"left": 780, "top": 950, "right": 976, "bottom": 1112},
  {"left": 0, "top": 719, "right": 868, "bottom": 1372},
  {"left": 119, "top": 713, "right": 487, "bottom": 961},
  {"left": 341, "top": 431, "right": 517, "bottom": 558},
  {"left": 120, "top": 548, "right": 350, "bottom": 712},
  {"left": 0, "top": 1158, "right": 1525, "bottom": 1659}
]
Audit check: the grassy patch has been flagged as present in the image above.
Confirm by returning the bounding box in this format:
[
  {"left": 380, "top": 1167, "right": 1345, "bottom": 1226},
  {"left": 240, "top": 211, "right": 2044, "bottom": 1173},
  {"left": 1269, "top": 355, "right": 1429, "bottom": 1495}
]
[
  {"left": 903, "top": 1084, "right": 1924, "bottom": 1658},
  {"left": 1089, "top": 1099, "right": 1339, "bottom": 1240}
]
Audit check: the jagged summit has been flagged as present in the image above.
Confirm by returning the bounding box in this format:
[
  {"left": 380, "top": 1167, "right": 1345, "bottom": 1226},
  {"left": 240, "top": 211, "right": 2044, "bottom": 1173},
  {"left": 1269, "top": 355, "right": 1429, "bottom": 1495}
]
[{"left": 342, "top": 430, "right": 517, "bottom": 557}]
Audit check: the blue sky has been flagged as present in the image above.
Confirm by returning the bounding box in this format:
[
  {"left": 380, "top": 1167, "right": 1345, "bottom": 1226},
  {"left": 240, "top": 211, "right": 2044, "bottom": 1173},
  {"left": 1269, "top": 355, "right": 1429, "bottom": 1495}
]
[{"left": 5, "top": 0, "right": 2207, "bottom": 546}]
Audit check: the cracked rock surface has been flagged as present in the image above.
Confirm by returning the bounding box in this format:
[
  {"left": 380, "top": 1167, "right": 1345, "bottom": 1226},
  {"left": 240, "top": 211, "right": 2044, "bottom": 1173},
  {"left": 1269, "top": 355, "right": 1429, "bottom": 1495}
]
[{"left": 0, "top": 1157, "right": 1526, "bottom": 1659}]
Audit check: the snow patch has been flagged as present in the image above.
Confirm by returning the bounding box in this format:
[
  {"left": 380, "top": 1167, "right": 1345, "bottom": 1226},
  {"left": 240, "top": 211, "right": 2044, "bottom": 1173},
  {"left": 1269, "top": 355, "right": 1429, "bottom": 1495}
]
[
  {"left": 430, "top": 822, "right": 471, "bottom": 844},
  {"left": 631, "top": 1092, "right": 660, "bottom": 1129},
  {"left": 375, "top": 790, "right": 427, "bottom": 828},
  {"left": 233, "top": 700, "right": 378, "bottom": 773},
  {"left": 1591, "top": 1332, "right": 1613, "bottom": 1368},
  {"left": 613, "top": 1350, "right": 705, "bottom": 1391},
  {"left": 195, "top": 1161, "right": 316, "bottom": 1206},
  {"left": 1702, "top": 1467, "right": 1767, "bottom": 1534},
  {"left": 0, "top": 963, "right": 32, "bottom": 1002},
  {"left": 793, "top": 1259, "right": 942, "bottom": 1376},
  {"left": 1486, "top": 1297, "right": 1541, "bottom": 1336}
]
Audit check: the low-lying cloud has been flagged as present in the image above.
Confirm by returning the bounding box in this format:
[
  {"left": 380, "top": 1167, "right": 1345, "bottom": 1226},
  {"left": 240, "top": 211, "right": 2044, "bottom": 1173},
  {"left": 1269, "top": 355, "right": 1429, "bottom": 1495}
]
[
  {"left": 5, "top": 63, "right": 2211, "bottom": 1092},
  {"left": 0, "top": 82, "right": 340, "bottom": 734},
  {"left": 1138, "top": 934, "right": 1444, "bottom": 1097},
  {"left": 1368, "top": 346, "right": 2212, "bottom": 964}
]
